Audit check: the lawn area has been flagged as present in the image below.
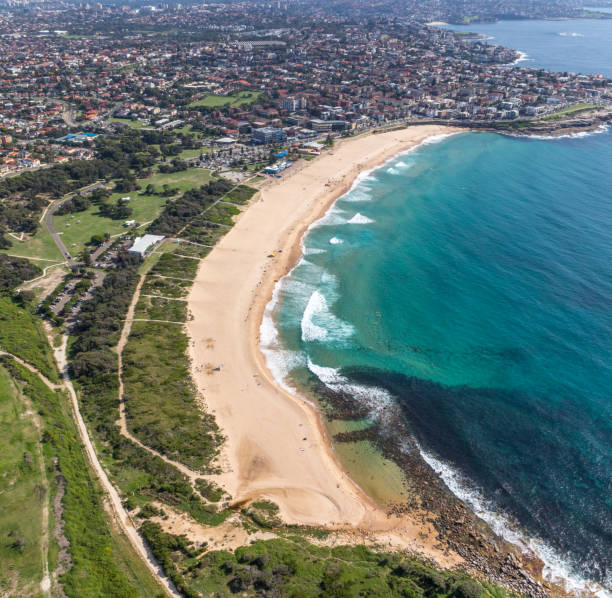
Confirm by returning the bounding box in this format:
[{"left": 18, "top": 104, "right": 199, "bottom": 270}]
[
  {"left": 188, "top": 90, "right": 262, "bottom": 109},
  {"left": 147, "top": 167, "right": 213, "bottom": 191},
  {"left": 108, "top": 117, "right": 148, "bottom": 129},
  {"left": 177, "top": 147, "right": 211, "bottom": 160},
  {"left": 2, "top": 227, "right": 64, "bottom": 262},
  {"left": 0, "top": 366, "right": 48, "bottom": 597},
  {"left": 4, "top": 168, "right": 213, "bottom": 260},
  {"left": 53, "top": 192, "right": 169, "bottom": 254},
  {"left": 539, "top": 103, "right": 600, "bottom": 120}
]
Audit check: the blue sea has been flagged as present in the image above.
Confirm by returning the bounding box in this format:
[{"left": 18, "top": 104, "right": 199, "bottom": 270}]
[{"left": 262, "top": 19, "right": 612, "bottom": 595}]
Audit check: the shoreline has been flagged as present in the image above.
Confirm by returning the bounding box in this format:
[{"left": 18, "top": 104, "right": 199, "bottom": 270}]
[
  {"left": 186, "top": 125, "right": 463, "bottom": 567},
  {"left": 185, "top": 125, "right": 588, "bottom": 596}
]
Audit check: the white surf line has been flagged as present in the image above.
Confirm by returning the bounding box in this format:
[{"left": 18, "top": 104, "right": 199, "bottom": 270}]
[{"left": 54, "top": 338, "right": 180, "bottom": 598}]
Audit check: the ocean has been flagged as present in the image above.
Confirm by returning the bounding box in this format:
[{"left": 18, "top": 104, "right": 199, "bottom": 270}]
[{"left": 262, "top": 20, "right": 612, "bottom": 596}]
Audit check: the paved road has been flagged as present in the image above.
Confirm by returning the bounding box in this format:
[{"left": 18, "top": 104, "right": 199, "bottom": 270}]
[
  {"left": 45, "top": 182, "right": 106, "bottom": 268},
  {"left": 45, "top": 199, "right": 75, "bottom": 267}
]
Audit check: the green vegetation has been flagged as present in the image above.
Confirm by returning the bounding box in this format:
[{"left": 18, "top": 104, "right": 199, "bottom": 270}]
[
  {"left": 68, "top": 263, "right": 227, "bottom": 528},
  {"left": 108, "top": 117, "right": 148, "bottom": 129},
  {"left": 194, "top": 478, "right": 227, "bottom": 503},
  {"left": 147, "top": 177, "right": 235, "bottom": 236},
  {"left": 2, "top": 126, "right": 214, "bottom": 261},
  {"left": 538, "top": 103, "right": 600, "bottom": 121},
  {"left": 0, "top": 296, "right": 58, "bottom": 381},
  {"left": 187, "top": 90, "right": 262, "bottom": 109},
  {"left": 140, "top": 273, "right": 191, "bottom": 298},
  {"left": 0, "top": 254, "right": 41, "bottom": 293},
  {"left": 148, "top": 252, "right": 199, "bottom": 279},
  {"left": 0, "top": 160, "right": 114, "bottom": 248},
  {"left": 224, "top": 184, "right": 258, "bottom": 205},
  {"left": 123, "top": 319, "right": 221, "bottom": 470},
  {"left": 0, "top": 366, "right": 49, "bottom": 597},
  {"left": 0, "top": 292, "right": 164, "bottom": 597},
  {"left": 133, "top": 294, "right": 187, "bottom": 321},
  {"left": 138, "top": 533, "right": 517, "bottom": 598},
  {"left": 1, "top": 359, "right": 163, "bottom": 597},
  {"left": 243, "top": 500, "right": 282, "bottom": 529}
]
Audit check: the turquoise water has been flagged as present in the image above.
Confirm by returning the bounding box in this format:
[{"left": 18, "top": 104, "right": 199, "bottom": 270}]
[
  {"left": 440, "top": 18, "right": 612, "bottom": 75},
  {"left": 263, "top": 19, "right": 612, "bottom": 595}
]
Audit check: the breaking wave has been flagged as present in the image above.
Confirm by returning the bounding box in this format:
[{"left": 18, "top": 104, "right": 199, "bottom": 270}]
[
  {"left": 301, "top": 290, "right": 354, "bottom": 343},
  {"left": 348, "top": 213, "right": 374, "bottom": 224}
]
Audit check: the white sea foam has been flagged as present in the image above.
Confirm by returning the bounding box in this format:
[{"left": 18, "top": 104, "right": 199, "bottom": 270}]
[
  {"left": 504, "top": 123, "right": 610, "bottom": 141},
  {"left": 344, "top": 186, "right": 373, "bottom": 202},
  {"left": 307, "top": 359, "right": 395, "bottom": 422},
  {"left": 260, "top": 126, "right": 610, "bottom": 596},
  {"left": 310, "top": 205, "right": 349, "bottom": 228},
  {"left": 420, "top": 132, "right": 461, "bottom": 146},
  {"left": 304, "top": 247, "right": 326, "bottom": 255},
  {"left": 507, "top": 51, "right": 531, "bottom": 65},
  {"left": 301, "top": 291, "right": 354, "bottom": 343},
  {"left": 387, "top": 167, "right": 399, "bottom": 175},
  {"left": 347, "top": 212, "right": 374, "bottom": 224},
  {"left": 329, "top": 237, "right": 343, "bottom": 245},
  {"left": 418, "top": 447, "right": 612, "bottom": 598},
  {"left": 559, "top": 32, "right": 584, "bottom": 37}
]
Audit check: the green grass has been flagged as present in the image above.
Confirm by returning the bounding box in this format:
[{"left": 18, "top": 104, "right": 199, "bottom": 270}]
[
  {"left": 3, "top": 168, "right": 213, "bottom": 261},
  {"left": 122, "top": 321, "right": 222, "bottom": 471},
  {"left": 145, "top": 167, "right": 212, "bottom": 191},
  {"left": 177, "top": 147, "right": 211, "bottom": 160},
  {"left": 0, "top": 297, "right": 58, "bottom": 382},
  {"left": 0, "top": 366, "right": 48, "bottom": 598},
  {"left": 538, "top": 103, "right": 600, "bottom": 121},
  {"left": 134, "top": 294, "right": 187, "bottom": 322},
  {"left": 2, "top": 228, "right": 64, "bottom": 263},
  {"left": 108, "top": 117, "right": 147, "bottom": 129},
  {"left": 3, "top": 360, "right": 165, "bottom": 598},
  {"left": 148, "top": 253, "right": 199, "bottom": 279},
  {"left": 187, "top": 90, "right": 262, "bottom": 109}
]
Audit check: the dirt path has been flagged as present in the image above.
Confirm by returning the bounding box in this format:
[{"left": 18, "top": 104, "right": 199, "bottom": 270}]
[
  {"left": 52, "top": 338, "right": 180, "bottom": 598},
  {"left": 115, "top": 276, "right": 211, "bottom": 491}
]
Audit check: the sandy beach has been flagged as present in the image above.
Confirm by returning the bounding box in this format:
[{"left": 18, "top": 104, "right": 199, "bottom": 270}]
[{"left": 187, "top": 125, "right": 461, "bottom": 563}]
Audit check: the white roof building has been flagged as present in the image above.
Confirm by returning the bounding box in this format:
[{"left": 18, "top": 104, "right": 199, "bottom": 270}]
[{"left": 128, "top": 234, "right": 164, "bottom": 257}]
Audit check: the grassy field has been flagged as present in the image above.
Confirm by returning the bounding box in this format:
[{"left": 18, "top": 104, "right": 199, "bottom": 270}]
[
  {"left": 3, "top": 168, "right": 213, "bottom": 260},
  {"left": 177, "top": 147, "right": 212, "bottom": 160},
  {"left": 0, "top": 366, "right": 48, "bottom": 598},
  {"left": 188, "top": 90, "right": 262, "bottom": 109},
  {"left": 108, "top": 117, "right": 148, "bottom": 129},
  {"left": 3, "top": 227, "right": 65, "bottom": 263},
  {"left": 539, "top": 103, "right": 600, "bottom": 121}
]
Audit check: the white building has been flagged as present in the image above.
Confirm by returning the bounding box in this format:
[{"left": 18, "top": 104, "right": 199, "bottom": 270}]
[{"left": 128, "top": 234, "right": 164, "bottom": 257}]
